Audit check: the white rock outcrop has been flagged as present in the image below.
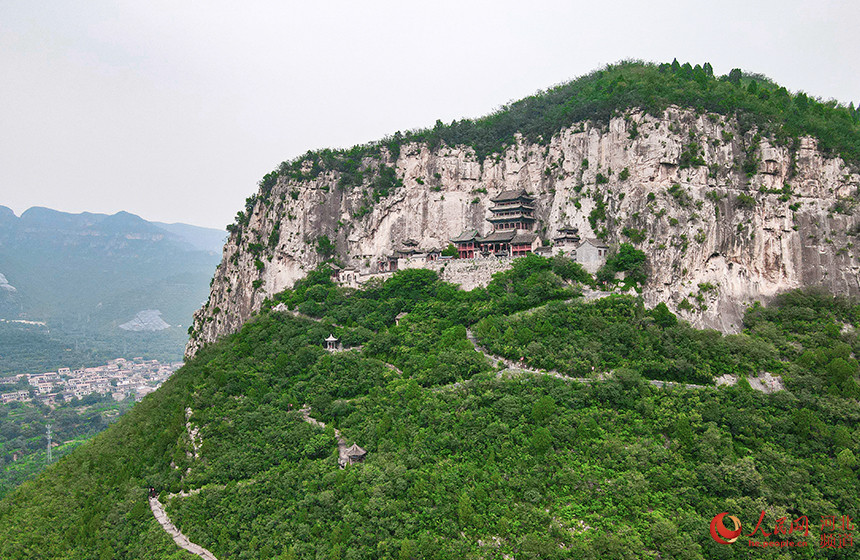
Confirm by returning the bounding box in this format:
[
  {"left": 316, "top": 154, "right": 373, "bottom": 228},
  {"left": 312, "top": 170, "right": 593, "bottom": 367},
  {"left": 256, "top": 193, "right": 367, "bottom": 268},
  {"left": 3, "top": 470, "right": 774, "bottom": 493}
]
[{"left": 186, "top": 108, "right": 860, "bottom": 358}]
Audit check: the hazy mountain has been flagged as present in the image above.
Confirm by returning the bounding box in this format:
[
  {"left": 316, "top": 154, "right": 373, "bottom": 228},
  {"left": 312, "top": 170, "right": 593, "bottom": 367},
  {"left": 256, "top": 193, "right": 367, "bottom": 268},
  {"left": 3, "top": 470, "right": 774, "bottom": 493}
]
[
  {"left": 0, "top": 206, "right": 222, "bottom": 373},
  {"left": 151, "top": 221, "right": 227, "bottom": 253}
]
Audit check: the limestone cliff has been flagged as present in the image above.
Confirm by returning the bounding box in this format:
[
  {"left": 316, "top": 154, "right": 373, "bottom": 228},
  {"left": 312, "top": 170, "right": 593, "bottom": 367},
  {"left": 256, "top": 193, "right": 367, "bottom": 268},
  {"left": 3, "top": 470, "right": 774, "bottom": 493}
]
[{"left": 186, "top": 107, "right": 860, "bottom": 358}]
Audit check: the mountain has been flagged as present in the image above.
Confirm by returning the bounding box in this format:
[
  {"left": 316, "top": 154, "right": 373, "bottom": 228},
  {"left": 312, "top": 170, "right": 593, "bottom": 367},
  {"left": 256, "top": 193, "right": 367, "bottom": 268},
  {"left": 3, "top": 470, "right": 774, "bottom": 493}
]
[
  {"left": 152, "top": 221, "right": 227, "bottom": 253},
  {"left": 0, "top": 60, "right": 859, "bottom": 559},
  {"left": 1, "top": 263, "right": 858, "bottom": 559},
  {"left": 0, "top": 206, "right": 222, "bottom": 373},
  {"left": 185, "top": 61, "right": 860, "bottom": 359}
]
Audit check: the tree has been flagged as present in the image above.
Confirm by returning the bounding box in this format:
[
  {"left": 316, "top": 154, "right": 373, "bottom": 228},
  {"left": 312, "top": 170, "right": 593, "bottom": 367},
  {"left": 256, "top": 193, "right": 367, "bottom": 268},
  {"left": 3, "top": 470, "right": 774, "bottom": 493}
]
[
  {"left": 550, "top": 255, "right": 591, "bottom": 284},
  {"left": 532, "top": 396, "right": 556, "bottom": 425},
  {"left": 826, "top": 357, "right": 854, "bottom": 386},
  {"left": 651, "top": 303, "right": 677, "bottom": 328},
  {"left": 457, "top": 492, "right": 474, "bottom": 528},
  {"left": 315, "top": 235, "right": 335, "bottom": 258},
  {"left": 529, "top": 427, "right": 553, "bottom": 454},
  {"left": 674, "top": 413, "right": 694, "bottom": 449},
  {"left": 441, "top": 243, "right": 458, "bottom": 258},
  {"left": 727, "top": 68, "right": 743, "bottom": 85},
  {"left": 837, "top": 448, "right": 857, "bottom": 470}
]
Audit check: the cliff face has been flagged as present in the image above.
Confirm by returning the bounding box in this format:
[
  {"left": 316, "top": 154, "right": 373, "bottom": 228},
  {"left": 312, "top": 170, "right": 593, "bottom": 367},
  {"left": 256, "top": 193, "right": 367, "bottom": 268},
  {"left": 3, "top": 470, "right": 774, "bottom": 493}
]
[{"left": 186, "top": 107, "right": 860, "bottom": 358}]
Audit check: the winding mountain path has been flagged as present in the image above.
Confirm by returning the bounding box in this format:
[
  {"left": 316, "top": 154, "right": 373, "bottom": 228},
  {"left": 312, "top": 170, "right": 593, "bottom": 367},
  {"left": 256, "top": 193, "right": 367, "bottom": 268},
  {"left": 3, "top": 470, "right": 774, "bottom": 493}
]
[
  {"left": 466, "top": 328, "right": 593, "bottom": 384},
  {"left": 151, "top": 404, "right": 365, "bottom": 554},
  {"left": 466, "top": 329, "right": 718, "bottom": 391},
  {"left": 300, "top": 405, "right": 352, "bottom": 468},
  {"left": 150, "top": 496, "right": 219, "bottom": 560}
]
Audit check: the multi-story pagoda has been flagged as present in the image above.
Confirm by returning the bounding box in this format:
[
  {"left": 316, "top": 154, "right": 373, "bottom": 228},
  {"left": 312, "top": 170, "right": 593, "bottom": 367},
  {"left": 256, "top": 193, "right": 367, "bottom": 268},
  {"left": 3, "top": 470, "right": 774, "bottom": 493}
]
[
  {"left": 487, "top": 189, "right": 536, "bottom": 232},
  {"left": 451, "top": 189, "right": 540, "bottom": 257},
  {"left": 552, "top": 226, "right": 581, "bottom": 254}
]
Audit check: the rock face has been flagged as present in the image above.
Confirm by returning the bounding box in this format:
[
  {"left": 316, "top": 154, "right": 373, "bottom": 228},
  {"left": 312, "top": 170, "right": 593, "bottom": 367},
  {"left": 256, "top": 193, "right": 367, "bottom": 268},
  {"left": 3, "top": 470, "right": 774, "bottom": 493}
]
[
  {"left": 119, "top": 309, "right": 171, "bottom": 331},
  {"left": 186, "top": 107, "right": 860, "bottom": 358},
  {"left": 0, "top": 272, "right": 20, "bottom": 318}
]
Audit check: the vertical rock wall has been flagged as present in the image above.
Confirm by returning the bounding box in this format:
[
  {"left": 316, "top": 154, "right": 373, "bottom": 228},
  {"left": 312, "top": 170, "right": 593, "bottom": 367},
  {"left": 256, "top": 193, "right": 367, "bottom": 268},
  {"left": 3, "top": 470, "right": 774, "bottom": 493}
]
[{"left": 186, "top": 108, "right": 860, "bottom": 358}]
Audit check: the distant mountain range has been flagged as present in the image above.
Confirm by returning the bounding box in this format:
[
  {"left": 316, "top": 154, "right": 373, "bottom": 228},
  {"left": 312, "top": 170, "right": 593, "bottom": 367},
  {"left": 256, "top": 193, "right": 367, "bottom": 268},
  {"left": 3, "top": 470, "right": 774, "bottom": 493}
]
[{"left": 0, "top": 206, "right": 224, "bottom": 374}]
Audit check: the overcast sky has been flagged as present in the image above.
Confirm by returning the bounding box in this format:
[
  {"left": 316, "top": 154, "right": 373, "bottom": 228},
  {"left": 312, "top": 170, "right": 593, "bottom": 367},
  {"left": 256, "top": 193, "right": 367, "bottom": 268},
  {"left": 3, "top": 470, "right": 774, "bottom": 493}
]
[{"left": 1, "top": 1, "right": 858, "bottom": 229}]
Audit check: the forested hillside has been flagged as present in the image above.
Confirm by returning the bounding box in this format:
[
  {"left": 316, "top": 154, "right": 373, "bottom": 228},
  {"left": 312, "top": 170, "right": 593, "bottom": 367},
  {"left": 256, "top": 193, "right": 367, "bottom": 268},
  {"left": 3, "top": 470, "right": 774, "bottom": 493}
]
[
  {"left": 0, "top": 394, "right": 134, "bottom": 498},
  {"left": 1, "top": 258, "right": 857, "bottom": 559}
]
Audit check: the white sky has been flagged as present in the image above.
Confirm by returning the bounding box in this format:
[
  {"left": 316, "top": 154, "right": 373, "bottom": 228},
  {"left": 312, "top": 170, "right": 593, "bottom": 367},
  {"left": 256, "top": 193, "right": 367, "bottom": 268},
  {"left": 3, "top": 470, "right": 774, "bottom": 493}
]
[{"left": 1, "top": 1, "right": 858, "bottom": 229}]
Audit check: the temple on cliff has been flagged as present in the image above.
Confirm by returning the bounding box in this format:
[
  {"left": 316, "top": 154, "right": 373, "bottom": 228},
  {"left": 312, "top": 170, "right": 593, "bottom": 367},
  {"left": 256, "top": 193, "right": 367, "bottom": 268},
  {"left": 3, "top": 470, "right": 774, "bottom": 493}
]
[
  {"left": 451, "top": 189, "right": 540, "bottom": 258},
  {"left": 367, "top": 188, "right": 608, "bottom": 277},
  {"left": 449, "top": 189, "right": 608, "bottom": 272}
]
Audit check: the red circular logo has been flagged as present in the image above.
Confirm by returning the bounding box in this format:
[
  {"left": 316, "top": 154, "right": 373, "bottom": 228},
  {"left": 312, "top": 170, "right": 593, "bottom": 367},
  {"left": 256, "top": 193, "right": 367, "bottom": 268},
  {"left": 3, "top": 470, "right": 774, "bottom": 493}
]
[{"left": 710, "top": 512, "right": 742, "bottom": 544}]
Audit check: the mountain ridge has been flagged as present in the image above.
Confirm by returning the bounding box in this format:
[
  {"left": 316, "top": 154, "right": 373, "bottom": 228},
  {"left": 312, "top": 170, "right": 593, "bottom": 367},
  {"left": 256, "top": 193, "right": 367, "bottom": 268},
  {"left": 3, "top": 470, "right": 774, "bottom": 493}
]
[
  {"left": 186, "top": 82, "right": 860, "bottom": 357},
  {"left": 0, "top": 205, "right": 223, "bottom": 373}
]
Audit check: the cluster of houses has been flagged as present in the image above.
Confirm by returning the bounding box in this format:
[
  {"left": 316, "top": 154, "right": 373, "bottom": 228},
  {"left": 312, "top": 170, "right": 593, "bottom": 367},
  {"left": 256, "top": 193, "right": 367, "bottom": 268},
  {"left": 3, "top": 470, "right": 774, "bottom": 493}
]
[
  {"left": 0, "top": 357, "right": 182, "bottom": 406},
  {"left": 332, "top": 189, "right": 610, "bottom": 288}
]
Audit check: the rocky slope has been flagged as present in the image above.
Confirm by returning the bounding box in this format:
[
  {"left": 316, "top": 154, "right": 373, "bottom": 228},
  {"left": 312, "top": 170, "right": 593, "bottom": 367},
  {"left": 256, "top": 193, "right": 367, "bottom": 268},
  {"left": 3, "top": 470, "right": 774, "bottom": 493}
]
[{"left": 186, "top": 106, "right": 860, "bottom": 358}]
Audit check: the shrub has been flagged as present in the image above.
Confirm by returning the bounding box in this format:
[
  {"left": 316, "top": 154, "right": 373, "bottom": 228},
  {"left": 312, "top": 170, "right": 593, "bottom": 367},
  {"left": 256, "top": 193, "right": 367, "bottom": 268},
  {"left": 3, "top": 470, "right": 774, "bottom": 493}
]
[
  {"left": 736, "top": 193, "right": 756, "bottom": 209},
  {"left": 667, "top": 184, "right": 690, "bottom": 206},
  {"left": 316, "top": 235, "right": 335, "bottom": 258},
  {"left": 622, "top": 227, "right": 646, "bottom": 243},
  {"left": 678, "top": 142, "right": 705, "bottom": 168},
  {"left": 597, "top": 243, "right": 647, "bottom": 287},
  {"left": 651, "top": 303, "right": 677, "bottom": 328}
]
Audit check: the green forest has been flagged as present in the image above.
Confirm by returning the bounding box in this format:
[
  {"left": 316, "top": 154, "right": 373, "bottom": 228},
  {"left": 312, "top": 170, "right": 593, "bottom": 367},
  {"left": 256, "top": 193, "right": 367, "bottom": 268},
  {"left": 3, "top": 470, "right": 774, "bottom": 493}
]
[
  {"left": 1, "top": 259, "right": 858, "bottom": 559},
  {"left": 0, "top": 321, "right": 189, "bottom": 376},
  {"left": 0, "top": 393, "right": 135, "bottom": 498}
]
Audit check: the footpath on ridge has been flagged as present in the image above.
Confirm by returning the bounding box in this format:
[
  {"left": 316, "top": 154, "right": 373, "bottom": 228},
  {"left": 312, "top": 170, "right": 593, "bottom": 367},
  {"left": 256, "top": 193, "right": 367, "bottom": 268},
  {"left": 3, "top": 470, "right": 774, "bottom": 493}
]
[
  {"left": 148, "top": 300, "right": 782, "bottom": 556},
  {"left": 149, "top": 496, "right": 219, "bottom": 560},
  {"left": 300, "top": 404, "right": 353, "bottom": 468},
  {"left": 463, "top": 329, "right": 774, "bottom": 392}
]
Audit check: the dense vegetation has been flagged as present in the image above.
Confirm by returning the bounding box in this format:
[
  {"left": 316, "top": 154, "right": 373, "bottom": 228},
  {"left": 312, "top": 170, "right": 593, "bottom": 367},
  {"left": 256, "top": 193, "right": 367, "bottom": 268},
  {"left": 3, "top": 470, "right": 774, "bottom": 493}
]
[
  {"left": 0, "top": 258, "right": 857, "bottom": 559},
  {"left": 0, "top": 322, "right": 186, "bottom": 376},
  {"left": 233, "top": 60, "right": 860, "bottom": 227},
  {"left": 0, "top": 394, "right": 134, "bottom": 498}
]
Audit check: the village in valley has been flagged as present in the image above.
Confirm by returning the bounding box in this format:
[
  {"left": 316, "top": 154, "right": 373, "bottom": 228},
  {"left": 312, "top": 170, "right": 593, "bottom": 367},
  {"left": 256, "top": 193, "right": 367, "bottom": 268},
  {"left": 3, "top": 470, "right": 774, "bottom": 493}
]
[{"left": 0, "top": 357, "right": 182, "bottom": 406}]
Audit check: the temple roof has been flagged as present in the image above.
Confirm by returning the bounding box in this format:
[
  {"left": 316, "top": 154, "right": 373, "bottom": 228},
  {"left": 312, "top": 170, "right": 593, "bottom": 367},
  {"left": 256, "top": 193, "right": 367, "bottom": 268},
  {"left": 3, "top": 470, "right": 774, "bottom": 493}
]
[
  {"left": 451, "top": 229, "right": 480, "bottom": 243},
  {"left": 488, "top": 210, "right": 535, "bottom": 221},
  {"left": 345, "top": 443, "right": 367, "bottom": 456},
  {"left": 512, "top": 232, "right": 538, "bottom": 244},
  {"left": 478, "top": 230, "right": 516, "bottom": 243},
  {"left": 554, "top": 225, "right": 581, "bottom": 242},
  {"left": 490, "top": 188, "right": 534, "bottom": 203},
  {"left": 580, "top": 238, "right": 609, "bottom": 249}
]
